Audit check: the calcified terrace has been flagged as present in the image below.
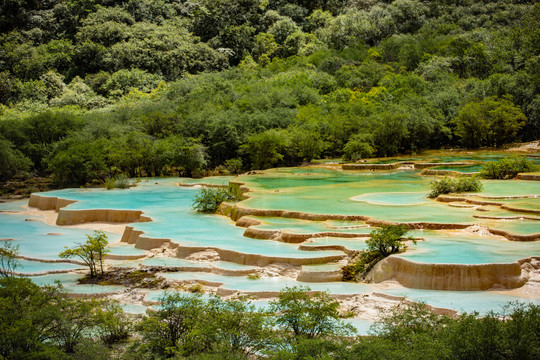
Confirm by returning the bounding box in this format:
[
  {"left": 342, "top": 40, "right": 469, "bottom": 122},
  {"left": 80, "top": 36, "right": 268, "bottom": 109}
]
[{"left": 2, "top": 152, "right": 539, "bottom": 320}]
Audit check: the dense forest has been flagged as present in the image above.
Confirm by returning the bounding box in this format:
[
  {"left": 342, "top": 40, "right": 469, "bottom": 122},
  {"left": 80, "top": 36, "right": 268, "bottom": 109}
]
[{"left": 0, "top": 0, "right": 539, "bottom": 190}]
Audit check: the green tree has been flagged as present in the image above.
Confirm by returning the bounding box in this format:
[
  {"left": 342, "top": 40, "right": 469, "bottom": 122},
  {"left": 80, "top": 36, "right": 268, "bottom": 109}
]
[
  {"left": 0, "top": 241, "right": 19, "bottom": 278},
  {"left": 94, "top": 301, "right": 132, "bottom": 345},
  {"left": 133, "top": 293, "right": 207, "bottom": 358},
  {"left": 366, "top": 224, "right": 413, "bottom": 258},
  {"left": 59, "top": 231, "right": 110, "bottom": 278},
  {"left": 453, "top": 96, "right": 527, "bottom": 148},
  {"left": 481, "top": 157, "right": 537, "bottom": 180},
  {"left": 48, "top": 136, "right": 108, "bottom": 187},
  {"left": 270, "top": 286, "right": 354, "bottom": 342},
  {"left": 0, "top": 276, "right": 102, "bottom": 357},
  {"left": 192, "top": 187, "right": 241, "bottom": 214},
  {"left": 241, "top": 129, "right": 287, "bottom": 170},
  {"left": 0, "top": 138, "right": 32, "bottom": 181},
  {"left": 343, "top": 133, "right": 375, "bottom": 161}
]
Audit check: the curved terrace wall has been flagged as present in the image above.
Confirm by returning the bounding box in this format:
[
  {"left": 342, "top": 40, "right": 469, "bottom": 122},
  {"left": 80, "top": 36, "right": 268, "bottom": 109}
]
[
  {"left": 342, "top": 163, "right": 400, "bottom": 170},
  {"left": 28, "top": 194, "right": 151, "bottom": 225},
  {"left": 27, "top": 190, "right": 539, "bottom": 290},
  {"left": 176, "top": 245, "right": 346, "bottom": 267},
  {"left": 28, "top": 194, "right": 76, "bottom": 211},
  {"left": 220, "top": 203, "right": 471, "bottom": 231},
  {"left": 368, "top": 256, "right": 527, "bottom": 291},
  {"left": 56, "top": 208, "right": 148, "bottom": 225}
]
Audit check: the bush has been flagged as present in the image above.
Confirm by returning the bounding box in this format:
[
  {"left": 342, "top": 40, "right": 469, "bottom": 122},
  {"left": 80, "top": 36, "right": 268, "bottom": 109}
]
[
  {"left": 192, "top": 186, "right": 242, "bottom": 213},
  {"left": 343, "top": 225, "right": 414, "bottom": 281},
  {"left": 342, "top": 250, "right": 381, "bottom": 281},
  {"left": 94, "top": 302, "right": 132, "bottom": 345},
  {"left": 366, "top": 224, "right": 413, "bottom": 258},
  {"left": 428, "top": 176, "right": 482, "bottom": 198},
  {"left": 224, "top": 158, "right": 243, "bottom": 174},
  {"left": 481, "top": 157, "right": 537, "bottom": 179},
  {"left": 104, "top": 174, "right": 130, "bottom": 189}
]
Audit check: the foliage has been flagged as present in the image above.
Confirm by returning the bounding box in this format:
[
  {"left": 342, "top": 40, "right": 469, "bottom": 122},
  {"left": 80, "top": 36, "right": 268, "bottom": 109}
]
[
  {"left": 0, "top": 276, "right": 132, "bottom": 358},
  {"left": 0, "top": 278, "right": 539, "bottom": 359},
  {"left": 192, "top": 186, "right": 243, "bottom": 213},
  {"left": 131, "top": 293, "right": 272, "bottom": 358},
  {"left": 452, "top": 96, "right": 527, "bottom": 148},
  {"left": 342, "top": 133, "right": 375, "bottom": 161},
  {"left": 341, "top": 250, "right": 381, "bottom": 282},
  {"left": 481, "top": 157, "right": 538, "bottom": 179},
  {"left": 269, "top": 286, "right": 354, "bottom": 342},
  {"left": 94, "top": 301, "right": 132, "bottom": 345},
  {"left": 428, "top": 176, "right": 483, "bottom": 198},
  {"left": 59, "top": 230, "right": 110, "bottom": 278},
  {"left": 0, "top": 138, "right": 32, "bottom": 181},
  {"left": 0, "top": 241, "right": 19, "bottom": 278},
  {"left": 366, "top": 224, "right": 413, "bottom": 258},
  {"left": 104, "top": 174, "right": 131, "bottom": 190},
  {"left": 1, "top": 0, "right": 539, "bottom": 189}
]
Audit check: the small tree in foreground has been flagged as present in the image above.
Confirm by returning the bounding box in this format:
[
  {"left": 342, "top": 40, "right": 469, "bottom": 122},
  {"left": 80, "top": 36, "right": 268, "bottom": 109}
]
[
  {"left": 270, "top": 286, "right": 354, "bottom": 343},
  {"left": 0, "top": 242, "right": 19, "bottom": 278},
  {"left": 59, "top": 231, "right": 110, "bottom": 278}
]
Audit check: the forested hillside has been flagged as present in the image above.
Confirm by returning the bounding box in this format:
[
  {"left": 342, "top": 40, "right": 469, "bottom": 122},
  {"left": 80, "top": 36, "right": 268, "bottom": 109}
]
[{"left": 1, "top": 0, "right": 538, "bottom": 189}]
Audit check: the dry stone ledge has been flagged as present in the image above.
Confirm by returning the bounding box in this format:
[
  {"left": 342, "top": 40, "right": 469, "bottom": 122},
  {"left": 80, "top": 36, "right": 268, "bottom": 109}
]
[{"left": 367, "top": 256, "right": 528, "bottom": 291}]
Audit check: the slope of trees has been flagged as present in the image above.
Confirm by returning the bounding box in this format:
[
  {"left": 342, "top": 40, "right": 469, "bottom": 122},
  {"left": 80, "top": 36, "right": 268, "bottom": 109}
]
[{"left": 0, "top": 0, "right": 538, "bottom": 188}]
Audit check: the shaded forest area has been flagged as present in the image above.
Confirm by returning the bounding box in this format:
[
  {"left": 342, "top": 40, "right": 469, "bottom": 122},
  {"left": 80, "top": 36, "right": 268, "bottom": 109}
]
[{"left": 0, "top": 0, "right": 539, "bottom": 189}]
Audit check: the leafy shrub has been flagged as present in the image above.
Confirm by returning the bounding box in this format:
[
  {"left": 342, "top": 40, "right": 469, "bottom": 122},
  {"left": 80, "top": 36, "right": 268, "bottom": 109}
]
[
  {"left": 94, "top": 302, "right": 132, "bottom": 345},
  {"left": 343, "top": 134, "right": 375, "bottom": 161},
  {"left": 224, "top": 158, "right": 243, "bottom": 174},
  {"left": 192, "top": 186, "right": 242, "bottom": 213},
  {"left": 366, "top": 224, "right": 413, "bottom": 258},
  {"left": 428, "top": 176, "right": 482, "bottom": 198},
  {"left": 343, "top": 225, "right": 413, "bottom": 281},
  {"left": 481, "top": 157, "right": 537, "bottom": 179},
  {"left": 104, "top": 174, "right": 130, "bottom": 189}
]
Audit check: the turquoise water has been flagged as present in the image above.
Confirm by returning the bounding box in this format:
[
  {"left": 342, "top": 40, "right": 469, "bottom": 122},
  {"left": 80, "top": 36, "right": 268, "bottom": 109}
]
[
  {"left": 211, "top": 261, "right": 258, "bottom": 270},
  {"left": 121, "top": 303, "right": 148, "bottom": 314},
  {"left": 400, "top": 230, "right": 540, "bottom": 264},
  {"left": 0, "top": 199, "right": 27, "bottom": 212},
  {"left": 303, "top": 237, "right": 370, "bottom": 251},
  {"left": 158, "top": 272, "right": 373, "bottom": 294},
  {"left": 180, "top": 176, "right": 235, "bottom": 186},
  {"left": 109, "top": 244, "right": 147, "bottom": 256},
  {"left": 142, "top": 257, "right": 210, "bottom": 268},
  {"left": 380, "top": 288, "right": 540, "bottom": 315},
  {"left": 432, "top": 165, "right": 482, "bottom": 173},
  {"left": 30, "top": 273, "right": 124, "bottom": 294},
  {"left": 239, "top": 169, "right": 540, "bottom": 235},
  {"left": 17, "top": 259, "right": 83, "bottom": 274},
  {"left": 252, "top": 217, "right": 372, "bottom": 235},
  {"left": 0, "top": 158, "right": 537, "bottom": 314},
  {"left": 0, "top": 212, "right": 119, "bottom": 259}
]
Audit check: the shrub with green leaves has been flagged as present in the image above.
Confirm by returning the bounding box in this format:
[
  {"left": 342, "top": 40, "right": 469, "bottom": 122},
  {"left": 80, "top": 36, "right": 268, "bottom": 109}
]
[
  {"left": 366, "top": 224, "right": 414, "bottom": 258},
  {"left": 104, "top": 174, "right": 130, "bottom": 189},
  {"left": 481, "top": 157, "right": 537, "bottom": 179},
  {"left": 192, "top": 186, "right": 242, "bottom": 213},
  {"left": 428, "top": 176, "right": 482, "bottom": 198},
  {"left": 343, "top": 225, "right": 414, "bottom": 281}
]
